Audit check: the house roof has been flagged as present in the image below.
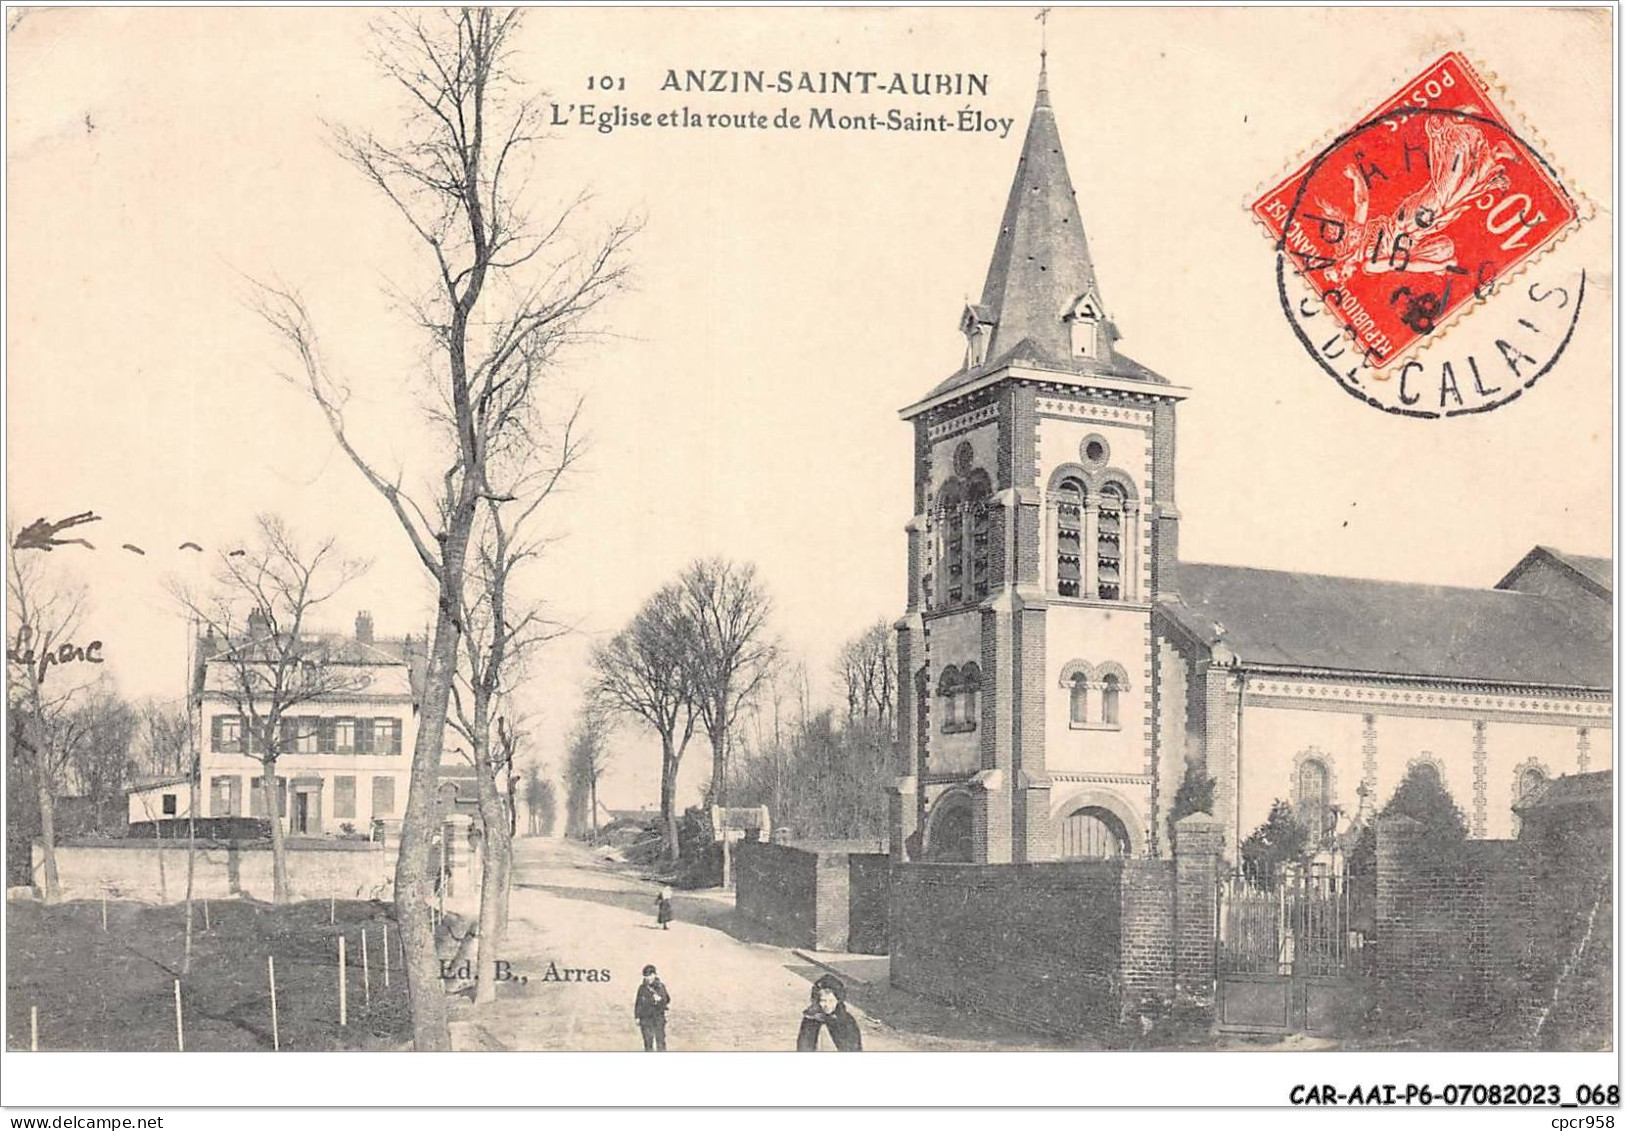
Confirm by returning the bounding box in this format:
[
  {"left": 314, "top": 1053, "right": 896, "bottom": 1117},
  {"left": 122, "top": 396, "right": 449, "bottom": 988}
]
[
  {"left": 1160, "top": 561, "right": 1612, "bottom": 689},
  {"left": 198, "top": 629, "right": 423, "bottom": 703},
  {"left": 1497, "top": 545, "right": 1613, "bottom": 599}
]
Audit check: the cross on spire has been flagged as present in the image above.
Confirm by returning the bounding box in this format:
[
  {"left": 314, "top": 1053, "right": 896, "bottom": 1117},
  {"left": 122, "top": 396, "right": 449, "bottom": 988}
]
[{"left": 1036, "top": 7, "right": 1051, "bottom": 78}]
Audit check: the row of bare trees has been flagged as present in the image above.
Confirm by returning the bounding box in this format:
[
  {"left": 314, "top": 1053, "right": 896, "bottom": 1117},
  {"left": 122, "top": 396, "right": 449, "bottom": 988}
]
[
  {"left": 586, "top": 559, "right": 776, "bottom": 861},
  {"left": 725, "top": 621, "right": 896, "bottom": 844},
  {"left": 249, "top": 8, "right": 637, "bottom": 1048}
]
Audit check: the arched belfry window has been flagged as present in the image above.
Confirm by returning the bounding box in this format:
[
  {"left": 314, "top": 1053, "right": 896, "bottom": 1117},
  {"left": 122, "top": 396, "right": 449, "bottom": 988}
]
[
  {"left": 966, "top": 470, "right": 993, "bottom": 601},
  {"left": 1096, "top": 481, "right": 1126, "bottom": 601},
  {"left": 938, "top": 479, "right": 964, "bottom": 606},
  {"left": 1054, "top": 476, "right": 1085, "bottom": 597},
  {"left": 937, "top": 666, "right": 960, "bottom": 730}
]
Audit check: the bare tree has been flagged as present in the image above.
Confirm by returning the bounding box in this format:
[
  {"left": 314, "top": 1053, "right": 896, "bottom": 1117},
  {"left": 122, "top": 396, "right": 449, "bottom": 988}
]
[
  {"left": 564, "top": 706, "right": 614, "bottom": 845},
  {"left": 251, "top": 8, "right": 636, "bottom": 1050},
  {"left": 524, "top": 764, "right": 556, "bottom": 836},
  {"left": 589, "top": 586, "right": 698, "bottom": 860},
  {"left": 132, "top": 698, "right": 191, "bottom": 779},
  {"left": 680, "top": 558, "right": 777, "bottom": 808},
  {"left": 6, "top": 536, "right": 95, "bottom": 903},
  {"left": 167, "top": 515, "right": 368, "bottom": 904},
  {"left": 834, "top": 619, "right": 896, "bottom": 732},
  {"left": 449, "top": 490, "right": 572, "bottom": 1005}
]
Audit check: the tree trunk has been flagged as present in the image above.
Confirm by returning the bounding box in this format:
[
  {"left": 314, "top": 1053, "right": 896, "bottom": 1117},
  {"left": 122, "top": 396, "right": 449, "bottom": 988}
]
[
  {"left": 262, "top": 757, "right": 290, "bottom": 903},
  {"left": 35, "top": 772, "right": 59, "bottom": 904},
  {"left": 660, "top": 745, "right": 679, "bottom": 862},
  {"left": 588, "top": 775, "right": 599, "bottom": 846},
  {"left": 709, "top": 707, "right": 728, "bottom": 808},
  {"left": 183, "top": 766, "right": 200, "bottom": 974},
  {"left": 471, "top": 721, "right": 510, "bottom": 1006},
  {"left": 395, "top": 527, "right": 472, "bottom": 1052}
]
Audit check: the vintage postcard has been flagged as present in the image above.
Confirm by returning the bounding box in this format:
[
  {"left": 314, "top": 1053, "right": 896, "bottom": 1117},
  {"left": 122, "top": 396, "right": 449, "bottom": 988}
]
[{"left": 2, "top": 3, "right": 1615, "bottom": 1117}]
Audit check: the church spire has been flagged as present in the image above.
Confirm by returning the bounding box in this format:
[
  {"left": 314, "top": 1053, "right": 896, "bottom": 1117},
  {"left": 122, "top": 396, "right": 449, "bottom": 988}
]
[{"left": 965, "top": 55, "right": 1112, "bottom": 368}]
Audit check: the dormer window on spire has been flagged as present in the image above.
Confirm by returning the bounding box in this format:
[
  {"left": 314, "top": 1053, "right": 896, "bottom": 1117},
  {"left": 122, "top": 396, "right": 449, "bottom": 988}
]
[
  {"left": 961, "top": 304, "right": 995, "bottom": 369},
  {"left": 1066, "top": 291, "right": 1104, "bottom": 360}
]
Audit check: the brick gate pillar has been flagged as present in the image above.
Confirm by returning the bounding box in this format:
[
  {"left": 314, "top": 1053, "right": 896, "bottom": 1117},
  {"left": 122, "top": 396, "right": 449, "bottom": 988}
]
[
  {"left": 1174, "top": 813, "right": 1224, "bottom": 1013},
  {"left": 1374, "top": 814, "right": 1425, "bottom": 1025}
]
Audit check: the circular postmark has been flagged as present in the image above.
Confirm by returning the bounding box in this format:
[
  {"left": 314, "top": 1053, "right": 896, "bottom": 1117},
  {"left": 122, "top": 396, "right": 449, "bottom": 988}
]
[{"left": 1270, "top": 105, "right": 1585, "bottom": 418}]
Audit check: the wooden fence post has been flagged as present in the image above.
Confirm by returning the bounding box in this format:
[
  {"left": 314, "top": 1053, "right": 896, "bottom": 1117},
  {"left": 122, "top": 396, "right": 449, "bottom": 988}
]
[
  {"left": 338, "top": 935, "right": 348, "bottom": 1027},
  {"left": 173, "top": 979, "right": 184, "bottom": 1052},
  {"left": 268, "top": 955, "right": 280, "bottom": 1051}
]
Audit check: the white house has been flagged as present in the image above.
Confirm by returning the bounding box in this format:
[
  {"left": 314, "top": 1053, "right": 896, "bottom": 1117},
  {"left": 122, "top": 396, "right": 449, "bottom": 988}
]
[{"left": 128, "top": 611, "right": 424, "bottom": 838}]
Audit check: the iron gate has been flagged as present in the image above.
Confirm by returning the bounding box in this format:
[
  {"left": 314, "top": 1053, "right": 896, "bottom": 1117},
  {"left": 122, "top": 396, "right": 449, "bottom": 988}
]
[{"left": 1216, "top": 869, "right": 1365, "bottom": 1035}]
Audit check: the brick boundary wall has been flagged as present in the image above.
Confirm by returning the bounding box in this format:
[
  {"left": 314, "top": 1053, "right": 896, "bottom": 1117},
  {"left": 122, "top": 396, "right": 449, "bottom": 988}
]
[
  {"left": 735, "top": 842, "right": 819, "bottom": 947},
  {"left": 735, "top": 842, "right": 889, "bottom": 952},
  {"left": 1373, "top": 815, "right": 1611, "bottom": 1046},
  {"left": 888, "top": 813, "right": 1224, "bottom": 1037}
]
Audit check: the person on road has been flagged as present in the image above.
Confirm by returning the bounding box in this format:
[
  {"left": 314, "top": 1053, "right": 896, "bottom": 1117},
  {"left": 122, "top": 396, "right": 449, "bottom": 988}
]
[
  {"left": 655, "top": 886, "right": 673, "bottom": 930},
  {"left": 796, "top": 973, "right": 862, "bottom": 1051},
  {"left": 635, "top": 964, "right": 671, "bottom": 1051}
]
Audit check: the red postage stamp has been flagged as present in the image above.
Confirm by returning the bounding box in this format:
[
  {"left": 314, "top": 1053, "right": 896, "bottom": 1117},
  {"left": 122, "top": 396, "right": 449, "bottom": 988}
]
[{"left": 1252, "top": 52, "right": 1583, "bottom": 380}]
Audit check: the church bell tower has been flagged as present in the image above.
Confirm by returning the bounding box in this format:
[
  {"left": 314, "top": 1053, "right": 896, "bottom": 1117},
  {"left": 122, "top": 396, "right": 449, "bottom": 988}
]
[{"left": 891, "top": 60, "right": 1191, "bottom": 865}]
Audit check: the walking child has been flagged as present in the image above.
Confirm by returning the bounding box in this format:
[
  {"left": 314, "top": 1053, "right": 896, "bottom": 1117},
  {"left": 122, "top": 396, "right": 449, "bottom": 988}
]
[
  {"left": 655, "top": 885, "right": 673, "bottom": 930},
  {"left": 634, "top": 964, "right": 671, "bottom": 1051}
]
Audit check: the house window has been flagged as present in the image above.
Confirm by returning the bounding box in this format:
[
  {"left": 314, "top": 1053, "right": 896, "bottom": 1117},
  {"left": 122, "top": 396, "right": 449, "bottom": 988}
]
[
  {"left": 213, "top": 714, "right": 242, "bottom": 753},
  {"left": 372, "top": 775, "right": 397, "bottom": 817},
  {"left": 1100, "top": 673, "right": 1122, "bottom": 726},
  {"left": 250, "top": 776, "right": 288, "bottom": 818},
  {"left": 376, "top": 718, "right": 402, "bottom": 755},
  {"left": 1096, "top": 482, "right": 1125, "bottom": 600},
  {"left": 1069, "top": 672, "right": 1089, "bottom": 725},
  {"left": 210, "top": 775, "right": 241, "bottom": 817},
  {"left": 335, "top": 718, "right": 356, "bottom": 753},
  {"left": 1296, "top": 758, "right": 1332, "bottom": 844},
  {"left": 334, "top": 776, "right": 357, "bottom": 820},
  {"left": 1054, "top": 476, "right": 1084, "bottom": 597},
  {"left": 162, "top": 794, "right": 178, "bottom": 817},
  {"left": 295, "top": 717, "right": 320, "bottom": 753}
]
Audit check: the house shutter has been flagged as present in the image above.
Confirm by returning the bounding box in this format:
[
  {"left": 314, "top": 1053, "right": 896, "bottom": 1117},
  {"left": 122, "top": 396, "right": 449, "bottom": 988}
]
[
  {"left": 334, "top": 776, "right": 357, "bottom": 820},
  {"left": 229, "top": 775, "right": 243, "bottom": 817},
  {"left": 249, "top": 778, "right": 266, "bottom": 818},
  {"left": 357, "top": 718, "right": 375, "bottom": 755},
  {"left": 319, "top": 717, "right": 336, "bottom": 753},
  {"left": 372, "top": 775, "right": 396, "bottom": 817},
  {"left": 211, "top": 715, "right": 223, "bottom": 750}
]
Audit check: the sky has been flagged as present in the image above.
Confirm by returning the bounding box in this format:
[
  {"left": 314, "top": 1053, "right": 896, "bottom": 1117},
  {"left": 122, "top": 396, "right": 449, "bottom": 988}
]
[{"left": 6, "top": 7, "right": 1613, "bottom": 812}]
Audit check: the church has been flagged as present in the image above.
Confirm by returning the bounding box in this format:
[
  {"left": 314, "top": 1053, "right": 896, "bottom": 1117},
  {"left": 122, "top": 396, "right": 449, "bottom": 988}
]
[{"left": 889, "top": 67, "right": 1613, "bottom": 866}]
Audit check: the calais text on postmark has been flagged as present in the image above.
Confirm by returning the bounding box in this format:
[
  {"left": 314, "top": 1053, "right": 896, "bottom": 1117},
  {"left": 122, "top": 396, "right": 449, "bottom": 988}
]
[{"left": 1252, "top": 52, "right": 1588, "bottom": 418}]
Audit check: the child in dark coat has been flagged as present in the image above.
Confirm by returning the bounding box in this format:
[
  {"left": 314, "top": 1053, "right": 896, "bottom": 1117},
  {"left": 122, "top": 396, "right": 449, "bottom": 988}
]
[
  {"left": 796, "top": 973, "right": 862, "bottom": 1051},
  {"left": 655, "top": 886, "right": 673, "bottom": 929},
  {"left": 634, "top": 964, "right": 671, "bottom": 1051}
]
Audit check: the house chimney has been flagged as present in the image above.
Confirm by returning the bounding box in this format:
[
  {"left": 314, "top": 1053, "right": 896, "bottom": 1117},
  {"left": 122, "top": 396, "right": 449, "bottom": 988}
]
[
  {"left": 246, "top": 607, "right": 270, "bottom": 636},
  {"left": 355, "top": 610, "right": 375, "bottom": 643}
]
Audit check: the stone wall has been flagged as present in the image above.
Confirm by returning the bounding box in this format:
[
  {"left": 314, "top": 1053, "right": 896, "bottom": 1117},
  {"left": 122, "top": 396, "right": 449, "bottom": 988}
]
[{"left": 33, "top": 839, "right": 404, "bottom": 903}]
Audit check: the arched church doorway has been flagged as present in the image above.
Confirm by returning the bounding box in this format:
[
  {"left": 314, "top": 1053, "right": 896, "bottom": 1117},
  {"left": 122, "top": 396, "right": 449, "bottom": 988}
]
[
  {"left": 1057, "top": 805, "right": 1131, "bottom": 859},
  {"left": 923, "top": 795, "right": 974, "bottom": 862}
]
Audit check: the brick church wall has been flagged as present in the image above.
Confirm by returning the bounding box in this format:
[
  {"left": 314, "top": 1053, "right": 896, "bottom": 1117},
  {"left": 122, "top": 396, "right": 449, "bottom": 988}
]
[{"left": 1373, "top": 813, "right": 1611, "bottom": 1047}]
